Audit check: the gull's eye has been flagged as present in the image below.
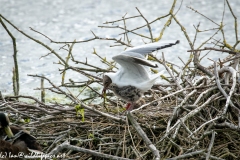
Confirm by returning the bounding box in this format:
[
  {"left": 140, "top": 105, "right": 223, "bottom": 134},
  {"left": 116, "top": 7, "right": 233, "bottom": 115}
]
[{"left": 104, "top": 81, "right": 108, "bottom": 86}]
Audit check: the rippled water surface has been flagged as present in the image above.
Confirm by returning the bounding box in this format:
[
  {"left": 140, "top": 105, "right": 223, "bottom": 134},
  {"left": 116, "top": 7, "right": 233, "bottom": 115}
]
[{"left": 0, "top": 0, "right": 240, "bottom": 97}]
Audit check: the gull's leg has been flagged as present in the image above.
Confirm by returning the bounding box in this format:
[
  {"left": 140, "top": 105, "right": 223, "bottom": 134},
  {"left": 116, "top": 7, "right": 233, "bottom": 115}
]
[
  {"left": 125, "top": 103, "right": 131, "bottom": 110},
  {"left": 125, "top": 102, "right": 135, "bottom": 111}
]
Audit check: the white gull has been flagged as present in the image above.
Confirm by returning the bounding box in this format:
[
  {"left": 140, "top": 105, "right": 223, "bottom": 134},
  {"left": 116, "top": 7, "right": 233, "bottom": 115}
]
[{"left": 102, "top": 40, "right": 180, "bottom": 110}]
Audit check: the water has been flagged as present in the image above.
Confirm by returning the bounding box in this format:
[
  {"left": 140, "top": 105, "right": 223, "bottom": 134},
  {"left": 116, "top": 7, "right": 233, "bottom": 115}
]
[{"left": 0, "top": 0, "right": 240, "bottom": 97}]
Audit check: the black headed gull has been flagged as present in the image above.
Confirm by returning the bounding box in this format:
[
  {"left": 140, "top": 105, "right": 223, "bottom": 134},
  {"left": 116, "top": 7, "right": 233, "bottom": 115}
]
[{"left": 102, "top": 40, "right": 180, "bottom": 111}]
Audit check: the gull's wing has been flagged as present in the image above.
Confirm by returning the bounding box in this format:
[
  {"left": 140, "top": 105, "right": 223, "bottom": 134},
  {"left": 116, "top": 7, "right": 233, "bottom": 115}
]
[
  {"left": 121, "top": 40, "right": 180, "bottom": 57},
  {"left": 111, "top": 55, "right": 150, "bottom": 86},
  {"left": 110, "top": 54, "right": 163, "bottom": 91},
  {"left": 118, "top": 40, "right": 179, "bottom": 67},
  {"left": 113, "top": 54, "right": 157, "bottom": 68}
]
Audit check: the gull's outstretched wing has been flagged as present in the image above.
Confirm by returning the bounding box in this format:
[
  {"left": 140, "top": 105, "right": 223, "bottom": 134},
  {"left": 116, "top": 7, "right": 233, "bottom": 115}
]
[
  {"left": 118, "top": 40, "right": 179, "bottom": 67},
  {"left": 121, "top": 40, "right": 179, "bottom": 57}
]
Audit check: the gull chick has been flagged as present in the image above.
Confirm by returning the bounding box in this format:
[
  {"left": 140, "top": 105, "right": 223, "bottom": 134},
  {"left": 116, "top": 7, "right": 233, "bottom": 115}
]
[{"left": 102, "top": 40, "right": 179, "bottom": 111}]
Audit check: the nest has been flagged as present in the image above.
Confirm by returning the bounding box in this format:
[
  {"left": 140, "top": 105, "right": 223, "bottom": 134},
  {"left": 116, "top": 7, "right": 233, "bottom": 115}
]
[{"left": 1, "top": 69, "right": 240, "bottom": 160}]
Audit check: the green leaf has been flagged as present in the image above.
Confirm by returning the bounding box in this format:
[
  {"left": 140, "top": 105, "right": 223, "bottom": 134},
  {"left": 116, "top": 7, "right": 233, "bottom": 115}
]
[
  {"left": 75, "top": 104, "right": 85, "bottom": 122},
  {"left": 24, "top": 118, "right": 31, "bottom": 123},
  {"left": 88, "top": 133, "right": 94, "bottom": 139},
  {"left": 150, "top": 68, "right": 158, "bottom": 74}
]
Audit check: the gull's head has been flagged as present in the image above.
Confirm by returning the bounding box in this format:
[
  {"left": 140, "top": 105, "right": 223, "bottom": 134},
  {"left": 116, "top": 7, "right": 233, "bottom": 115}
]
[{"left": 102, "top": 75, "right": 112, "bottom": 96}]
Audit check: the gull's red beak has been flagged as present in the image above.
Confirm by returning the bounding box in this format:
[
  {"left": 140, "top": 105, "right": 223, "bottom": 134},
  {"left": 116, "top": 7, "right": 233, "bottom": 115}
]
[
  {"left": 102, "top": 87, "right": 107, "bottom": 98},
  {"left": 102, "top": 75, "right": 112, "bottom": 98}
]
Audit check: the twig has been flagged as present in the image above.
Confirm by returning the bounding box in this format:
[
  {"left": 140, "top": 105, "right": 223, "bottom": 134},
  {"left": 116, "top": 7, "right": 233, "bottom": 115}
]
[
  {"left": 187, "top": 6, "right": 220, "bottom": 26},
  {"left": 126, "top": 112, "right": 160, "bottom": 160},
  {"left": 0, "top": 17, "right": 19, "bottom": 96},
  {"left": 49, "top": 141, "right": 132, "bottom": 160},
  {"left": 225, "top": 0, "right": 239, "bottom": 48},
  {"left": 206, "top": 131, "right": 216, "bottom": 160},
  {"left": 187, "top": 47, "right": 239, "bottom": 55},
  {"left": 103, "top": 15, "right": 141, "bottom": 24},
  {"left": 193, "top": 51, "right": 214, "bottom": 77},
  {"left": 165, "top": 150, "right": 205, "bottom": 160},
  {"left": 162, "top": 52, "right": 183, "bottom": 90},
  {"left": 136, "top": 7, "right": 153, "bottom": 42},
  {"left": 41, "top": 76, "right": 45, "bottom": 103},
  {"left": 213, "top": 62, "right": 237, "bottom": 115}
]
